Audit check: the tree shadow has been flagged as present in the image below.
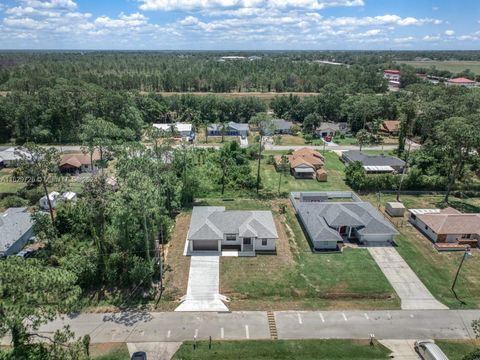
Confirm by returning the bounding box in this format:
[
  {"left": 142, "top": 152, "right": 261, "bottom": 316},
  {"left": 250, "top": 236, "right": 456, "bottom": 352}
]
[
  {"left": 102, "top": 309, "right": 153, "bottom": 327},
  {"left": 437, "top": 199, "right": 480, "bottom": 214}
]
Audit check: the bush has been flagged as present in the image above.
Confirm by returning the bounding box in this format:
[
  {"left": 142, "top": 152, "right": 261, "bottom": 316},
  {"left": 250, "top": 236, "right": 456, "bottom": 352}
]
[
  {"left": 17, "top": 187, "right": 45, "bottom": 206},
  {"left": 266, "top": 155, "right": 275, "bottom": 165},
  {"left": 1, "top": 195, "right": 28, "bottom": 208}
]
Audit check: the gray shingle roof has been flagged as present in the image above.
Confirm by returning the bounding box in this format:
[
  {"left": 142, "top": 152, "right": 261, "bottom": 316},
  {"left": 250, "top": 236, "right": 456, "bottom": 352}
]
[
  {"left": 343, "top": 151, "right": 406, "bottom": 167},
  {"left": 0, "top": 208, "right": 34, "bottom": 253},
  {"left": 207, "top": 122, "right": 249, "bottom": 132},
  {"left": 188, "top": 207, "right": 278, "bottom": 240},
  {"left": 272, "top": 119, "right": 293, "bottom": 131},
  {"left": 295, "top": 201, "right": 398, "bottom": 242}
]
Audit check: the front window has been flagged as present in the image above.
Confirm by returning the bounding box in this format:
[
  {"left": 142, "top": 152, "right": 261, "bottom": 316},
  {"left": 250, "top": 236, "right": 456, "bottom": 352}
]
[
  {"left": 226, "top": 234, "right": 236, "bottom": 241},
  {"left": 243, "top": 238, "right": 251, "bottom": 245},
  {"left": 461, "top": 234, "right": 471, "bottom": 239},
  {"left": 262, "top": 239, "right": 267, "bottom": 246}
]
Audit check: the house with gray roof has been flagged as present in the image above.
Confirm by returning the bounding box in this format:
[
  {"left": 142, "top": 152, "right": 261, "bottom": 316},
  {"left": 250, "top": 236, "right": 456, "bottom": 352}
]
[
  {"left": 342, "top": 150, "right": 406, "bottom": 173},
  {"left": 316, "top": 122, "right": 350, "bottom": 138},
  {"left": 207, "top": 122, "right": 249, "bottom": 137},
  {"left": 0, "top": 208, "right": 34, "bottom": 256},
  {"left": 0, "top": 147, "right": 33, "bottom": 168},
  {"left": 291, "top": 191, "right": 398, "bottom": 251},
  {"left": 261, "top": 119, "right": 294, "bottom": 135},
  {"left": 187, "top": 207, "right": 278, "bottom": 255}
]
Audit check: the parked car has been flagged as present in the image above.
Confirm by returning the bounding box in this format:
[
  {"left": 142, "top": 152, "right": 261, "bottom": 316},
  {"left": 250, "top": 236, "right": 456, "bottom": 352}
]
[
  {"left": 16, "top": 247, "right": 35, "bottom": 258},
  {"left": 414, "top": 340, "right": 448, "bottom": 360},
  {"left": 131, "top": 351, "right": 147, "bottom": 360}
]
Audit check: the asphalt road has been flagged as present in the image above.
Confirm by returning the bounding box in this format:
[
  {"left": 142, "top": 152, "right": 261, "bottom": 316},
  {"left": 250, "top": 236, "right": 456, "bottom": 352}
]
[{"left": 8, "top": 310, "right": 475, "bottom": 345}]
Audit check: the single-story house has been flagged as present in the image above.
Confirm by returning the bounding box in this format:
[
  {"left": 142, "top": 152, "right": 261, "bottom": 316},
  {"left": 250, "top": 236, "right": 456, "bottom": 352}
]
[
  {"left": 187, "top": 206, "right": 278, "bottom": 256},
  {"left": 342, "top": 150, "right": 406, "bottom": 173},
  {"left": 40, "top": 191, "right": 61, "bottom": 210},
  {"left": 207, "top": 122, "right": 249, "bottom": 137},
  {"left": 316, "top": 122, "right": 350, "bottom": 138},
  {"left": 446, "top": 77, "right": 477, "bottom": 88},
  {"left": 0, "top": 207, "right": 34, "bottom": 256},
  {"left": 383, "top": 69, "right": 401, "bottom": 87},
  {"left": 409, "top": 207, "right": 480, "bottom": 247},
  {"left": 59, "top": 151, "right": 101, "bottom": 174},
  {"left": 40, "top": 191, "right": 77, "bottom": 210},
  {"left": 0, "top": 147, "right": 32, "bottom": 168},
  {"left": 153, "top": 123, "right": 193, "bottom": 138},
  {"left": 275, "top": 148, "right": 327, "bottom": 180},
  {"left": 261, "top": 119, "right": 294, "bottom": 135},
  {"left": 381, "top": 120, "right": 400, "bottom": 136},
  {"left": 291, "top": 191, "right": 398, "bottom": 251}
]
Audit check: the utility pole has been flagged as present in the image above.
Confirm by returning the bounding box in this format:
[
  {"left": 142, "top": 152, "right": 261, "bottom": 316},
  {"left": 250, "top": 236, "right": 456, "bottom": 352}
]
[{"left": 451, "top": 248, "right": 473, "bottom": 305}]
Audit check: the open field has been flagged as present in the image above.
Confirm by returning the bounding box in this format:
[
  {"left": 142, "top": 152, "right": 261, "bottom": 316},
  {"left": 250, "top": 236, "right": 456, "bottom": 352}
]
[
  {"left": 274, "top": 134, "right": 306, "bottom": 146},
  {"left": 436, "top": 340, "right": 480, "bottom": 360},
  {"left": 193, "top": 198, "right": 400, "bottom": 310},
  {"left": 0, "top": 168, "right": 27, "bottom": 194},
  {"left": 398, "top": 60, "right": 480, "bottom": 74},
  {"left": 261, "top": 150, "right": 350, "bottom": 193},
  {"left": 362, "top": 193, "right": 480, "bottom": 309},
  {"left": 172, "top": 339, "right": 392, "bottom": 360}
]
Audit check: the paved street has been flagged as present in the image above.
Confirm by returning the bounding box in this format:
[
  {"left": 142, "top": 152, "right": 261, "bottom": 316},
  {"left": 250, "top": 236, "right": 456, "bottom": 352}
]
[
  {"left": 368, "top": 246, "right": 448, "bottom": 310},
  {"left": 175, "top": 256, "right": 228, "bottom": 312},
  {"left": 14, "top": 310, "right": 477, "bottom": 345}
]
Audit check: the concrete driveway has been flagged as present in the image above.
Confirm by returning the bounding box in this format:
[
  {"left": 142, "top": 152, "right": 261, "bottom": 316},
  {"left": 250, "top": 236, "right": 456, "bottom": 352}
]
[
  {"left": 368, "top": 246, "right": 448, "bottom": 310},
  {"left": 175, "top": 256, "right": 229, "bottom": 312}
]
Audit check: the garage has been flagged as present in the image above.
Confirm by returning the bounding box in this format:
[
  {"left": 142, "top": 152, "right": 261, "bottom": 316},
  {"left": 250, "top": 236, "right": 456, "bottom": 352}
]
[{"left": 192, "top": 240, "right": 219, "bottom": 251}]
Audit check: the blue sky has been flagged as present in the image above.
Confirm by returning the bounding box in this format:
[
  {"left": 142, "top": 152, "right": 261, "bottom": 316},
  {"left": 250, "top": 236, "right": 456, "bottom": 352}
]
[{"left": 0, "top": 0, "right": 479, "bottom": 50}]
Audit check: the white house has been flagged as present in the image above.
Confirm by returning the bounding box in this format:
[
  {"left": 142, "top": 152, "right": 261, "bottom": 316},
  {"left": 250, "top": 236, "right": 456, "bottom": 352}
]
[
  {"left": 0, "top": 147, "right": 32, "bottom": 168},
  {"left": 187, "top": 207, "right": 278, "bottom": 256},
  {"left": 384, "top": 69, "right": 401, "bottom": 87},
  {"left": 39, "top": 192, "right": 61, "bottom": 210},
  {"left": 39, "top": 191, "right": 77, "bottom": 210},
  {"left": 153, "top": 123, "right": 193, "bottom": 139}
]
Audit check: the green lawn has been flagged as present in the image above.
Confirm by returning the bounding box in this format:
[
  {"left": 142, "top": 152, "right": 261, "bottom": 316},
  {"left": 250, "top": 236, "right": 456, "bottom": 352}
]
[
  {"left": 436, "top": 340, "right": 480, "bottom": 360},
  {"left": 91, "top": 343, "right": 130, "bottom": 360},
  {"left": 398, "top": 60, "right": 480, "bottom": 75},
  {"left": 172, "top": 339, "right": 392, "bottom": 360},
  {"left": 332, "top": 135, "right": 357, "bottom": 145},
  {"left": 0, "top": 168, "right": 26, "bottom": 194},
  {"left": 210, "top": 198, "right": 399, "bottom": 310},
  {"left": 363, "top": 193, "right": 480, "bottom": 309},
  {"left": 260, "top": 151, "right": 349, "bottom": 194}
]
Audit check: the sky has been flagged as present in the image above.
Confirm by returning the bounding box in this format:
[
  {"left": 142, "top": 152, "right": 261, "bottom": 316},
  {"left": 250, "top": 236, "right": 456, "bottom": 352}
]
[{"left": 0, "top": 0, "right": 479, "bottom": 50}]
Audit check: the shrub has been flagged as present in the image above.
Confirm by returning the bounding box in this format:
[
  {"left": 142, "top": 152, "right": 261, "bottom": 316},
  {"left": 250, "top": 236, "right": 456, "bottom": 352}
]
[
  {"left": 1, "top": 195, "right": 28, "bottom": 208},
  {"left": 266, "top": 155, "right": 275, "bottom": 165}
]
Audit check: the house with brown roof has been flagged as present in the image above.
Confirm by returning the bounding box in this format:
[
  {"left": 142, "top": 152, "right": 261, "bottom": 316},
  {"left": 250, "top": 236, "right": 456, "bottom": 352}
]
[
  {"left": 59, "top": 151, "right": 101, "bottom": 174},
  {"left": 409, "top": 207, "right": 480, "bottom": 248},
  {"left": 275, "top": 147, "right": 327, "bottom": 181},
  {"left": 381, "top": 120, "right": 400, "bottom": 136}
]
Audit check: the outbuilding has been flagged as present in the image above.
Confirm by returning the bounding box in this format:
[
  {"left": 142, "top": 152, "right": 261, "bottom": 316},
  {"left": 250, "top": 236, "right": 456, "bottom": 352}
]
[{"left": 385, "top": 202, "right": 406, "bottom": 217}]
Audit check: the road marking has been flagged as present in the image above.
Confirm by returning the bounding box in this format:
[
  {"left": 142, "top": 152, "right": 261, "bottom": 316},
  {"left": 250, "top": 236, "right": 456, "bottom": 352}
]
[
  {"left": 167, "top": 330, "right": 171, "bottom": 338},
  {"left": 297, "top": 313, "right": 303, "bottom": 324},
  {"left": 245, "top": 325, "right": 250, "bottom": 339},
  {"left": 364, "top": 313, "right": 369, "bottom": 320},
  {"left": 342, "top": 313, "right": 348, "bottom": 321},
  {"left": 319, "top": 313, "right": 325, "bottom": 323},
  {"left": 221, "top": 327, "right": 224, "bottom": 339},
  {"left": 194, "top": 329, "right": 198, "bottom": 338}
]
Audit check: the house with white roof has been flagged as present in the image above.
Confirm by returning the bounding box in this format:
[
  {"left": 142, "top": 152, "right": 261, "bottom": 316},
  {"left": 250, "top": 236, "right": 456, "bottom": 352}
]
[
  {"left": 0, "top": 147, "right": 32, "bottom": 168},
  {"left": 187, "top": 206, "right": 278, "bottom": 255},
  {"left": 153, "top": 123, "right": 193, "bottom": 139}
]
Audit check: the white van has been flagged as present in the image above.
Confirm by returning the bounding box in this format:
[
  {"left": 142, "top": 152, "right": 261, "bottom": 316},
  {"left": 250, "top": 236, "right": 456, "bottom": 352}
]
[{"left": 414, "top": 340, "right": 449, "bottom": 360}]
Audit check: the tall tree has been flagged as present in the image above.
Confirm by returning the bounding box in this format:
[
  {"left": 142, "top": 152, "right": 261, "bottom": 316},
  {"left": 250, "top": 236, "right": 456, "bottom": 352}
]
[{"left": 17, "top": 143, "right": 60, "bottom": 224}]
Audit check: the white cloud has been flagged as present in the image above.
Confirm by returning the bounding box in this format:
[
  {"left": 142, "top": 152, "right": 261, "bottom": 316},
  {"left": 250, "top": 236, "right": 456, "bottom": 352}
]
[
  {"left": 139, "top": 0, "right": 364, "bottom": 11},
  {"left": 320, "top": 14, "right": 441, "bottom": 27},
  {"left": 423, "top": 34, "right": 440, "bottom": 41},
  {"left": 445, "top": 29, "right": 454, "bottom": 36},
  {"left": 19, "top": 0, "right": 78, "bottom": 10}
]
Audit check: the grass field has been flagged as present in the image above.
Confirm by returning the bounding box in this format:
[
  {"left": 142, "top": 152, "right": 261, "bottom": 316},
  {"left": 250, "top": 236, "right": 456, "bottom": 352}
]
[
  {"left": 274, "top": 134, "right": 306, "bottom": 146},
  {"left": 398, "top": 60, "right": 480, "bottom": 75},
  {"left": 436, "top": 340, "right": 480, "bottom": 360},
  {"left": 0, "top": 168, "right": 26, "bottom": 194},
  {"left": 194, "top": 198, "right": 400, "bottom": 310},
  {"left": 260, "top": 150, "right": 350, "bottom": 193},
  {"left": 362, "top": 193, "right": 480, "bottom": 309},
  {"left": 172, "top": 339, "right": 392, "bottom": 360}
]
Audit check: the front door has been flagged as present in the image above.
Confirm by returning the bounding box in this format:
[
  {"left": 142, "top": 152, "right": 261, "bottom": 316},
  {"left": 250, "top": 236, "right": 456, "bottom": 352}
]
[{"left": 243, "top": 238, "right": 253, "bottom": 252}]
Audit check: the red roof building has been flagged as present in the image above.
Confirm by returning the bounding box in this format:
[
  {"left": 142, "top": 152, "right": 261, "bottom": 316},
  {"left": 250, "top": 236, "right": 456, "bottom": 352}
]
[{"left": 447, "top": 77, "right": 477, "bottom": 88}]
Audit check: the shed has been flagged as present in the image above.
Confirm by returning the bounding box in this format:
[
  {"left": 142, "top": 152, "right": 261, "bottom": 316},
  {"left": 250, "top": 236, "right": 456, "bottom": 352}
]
[
  {"left": 385, "top": 202, "right": 405, "bottom": 217},
  {"left": 316, "top": 168, "right": 328, "bottom": 182},
  {"left": 39, "top": 192, "right": 61, "bottom": 211}
]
